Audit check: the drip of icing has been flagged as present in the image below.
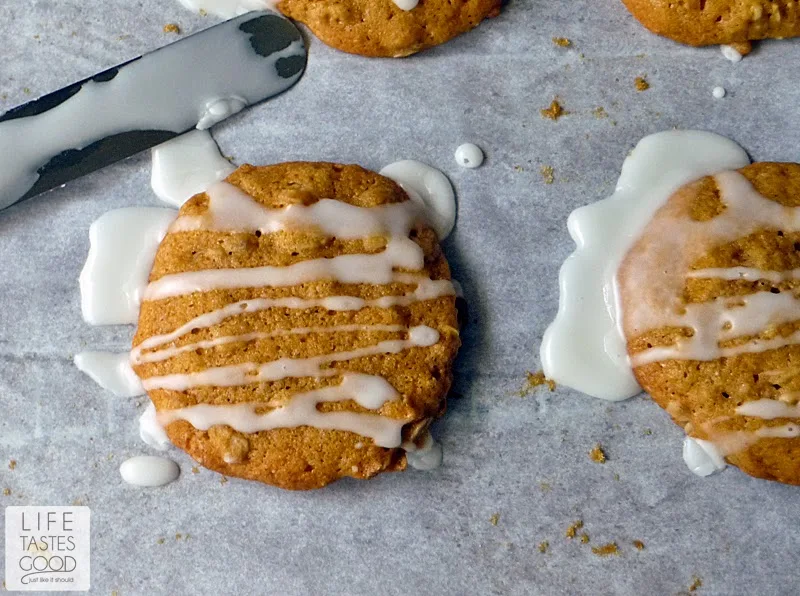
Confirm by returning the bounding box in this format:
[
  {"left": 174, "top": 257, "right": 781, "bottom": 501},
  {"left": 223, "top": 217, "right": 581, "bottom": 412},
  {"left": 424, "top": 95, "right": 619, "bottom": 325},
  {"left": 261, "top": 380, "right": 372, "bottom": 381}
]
[
  {"left": 737, "top": 399, "right": 800, "bottom": 419},
  {"left": 175, "top": 0, "right": 275, "bottom": 18},
  {"left": 540, "top": 130, "right": 749, "bottom": 400},
  {"left": 119, "top": 455, "right": 180, "bottom": 487},
  {"left": 131, "top": 277, "right": 454, "bottom": 361},
  {"left": 392, "top": 0, "right": 420, "bottom": 9},
  {"left": 170, "top": 181, "right": 422, "bottom": 239},
  {"left": 159, "top": 373, "right": 407, "bottom": 448},
  {"left": 682, "top": 437, "right": 727, "bottom": 477},
  {"left": 142, "top": 325, "right": 440, "bottom": 391},
  {"left": 150, "top": 130, "right": 236, "bottom": 207},
  {"left": 80, "top": 208, "right": 177, "bottom": 325},
  {"left": 624, "top": 171, "right": 800, "bottom": 365},
  {"left": 454, "top": 143, "right": 484, "bottom": 169},
  {"left": 402, "top": 431, "right": 443, "bottom": 470},
  {"left": 140, "top": 403, "right": 172, "bottom": 450},
  {"left": 380, "top": 160, "right": 456, "bottom": 240},
  {"left": 0, "top": 13, "right": 304, "bottom": 209},
  {"left": 74, "top": 351, "right": 145, "bottom": 397},
  {"left": 712, "top": 86, "right": 726, "bottom": 99},
  {"left": 134, "top": 324, "right": 408, "bottom": 364},
  {"left": 721, "top": 45, "right": 743, "bottom": 63}
]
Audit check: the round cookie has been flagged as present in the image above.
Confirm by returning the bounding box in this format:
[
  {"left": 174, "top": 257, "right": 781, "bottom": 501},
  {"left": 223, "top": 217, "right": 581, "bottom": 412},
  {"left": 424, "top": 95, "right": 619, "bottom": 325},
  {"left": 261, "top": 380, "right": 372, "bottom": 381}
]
[
  {"left": 621, "top": 0, "right": 800, "bottom": 48},
  {"left": 618, "top": 162, "right": 800, "bottom": 485},
  {"left": 276, "top": 0, "right": 502, "bottom": 57},
  {"left": 132, "top": 162, "right": 461, "bottom": 490}
]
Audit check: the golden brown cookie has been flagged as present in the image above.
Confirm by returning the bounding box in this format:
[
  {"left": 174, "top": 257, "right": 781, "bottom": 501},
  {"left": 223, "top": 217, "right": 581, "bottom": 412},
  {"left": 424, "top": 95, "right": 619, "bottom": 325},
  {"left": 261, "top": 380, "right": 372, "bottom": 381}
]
[
  {"left": 621, "top": 0, "right": 800, "bottom": 47},
  {"left": 276, "top": 0, "right": 502, "bottom": 57},
  {"left": 619, "top": 162, "right": 800, "bottom": 484},
  {"left": 132, "top": 162, "right": 461, "bottom": 490}
]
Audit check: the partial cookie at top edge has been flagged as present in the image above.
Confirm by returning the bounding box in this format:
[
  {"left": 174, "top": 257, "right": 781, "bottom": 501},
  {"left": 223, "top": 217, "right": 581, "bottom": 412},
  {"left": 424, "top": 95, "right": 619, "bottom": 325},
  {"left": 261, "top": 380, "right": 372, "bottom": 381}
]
[{"left": 276, "top": 0, "right": 502, "bottom": 57}]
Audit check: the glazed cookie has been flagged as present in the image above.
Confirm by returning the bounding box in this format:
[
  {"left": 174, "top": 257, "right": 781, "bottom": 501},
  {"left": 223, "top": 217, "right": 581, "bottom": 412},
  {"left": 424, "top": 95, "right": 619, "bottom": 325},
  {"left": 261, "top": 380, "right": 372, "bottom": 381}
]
[
  {"left": 132, "top": 162, "right": 461, "bottom": 490},
  {"left": 276, "top": 0, "right": 502, "bottom": 57},
  {"left": 618, "top": 162, "right": 800, "bottom": 484},
  {"left": 621, "top": 0, "right": 800, "bottom": 48}
]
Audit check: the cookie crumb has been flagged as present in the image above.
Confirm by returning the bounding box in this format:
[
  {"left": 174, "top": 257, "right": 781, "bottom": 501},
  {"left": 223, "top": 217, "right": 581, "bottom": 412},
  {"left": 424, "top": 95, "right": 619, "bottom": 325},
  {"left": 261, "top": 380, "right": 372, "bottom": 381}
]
[
  {"left": 191, "top": 466, "right": 199, "bottom": 474},
  {"left": 8, "top": 460, "right": 16, "bottom": 470},
  {"left": 2, "top": 488, "right": 10, "bottom": 496},
  {"left": 540, "top": 482, "right": 552, "bottom": 492},
  {"left": 613, "top": 473, "right": 620, "bottom": 481},
  {"left": 199, "top": 8, "right": 208, "bottom": 16},
  {"left": 489, "top": 513, "right": 500, "bottom": 526},
  {"left": 552, "top": 37, "right": 571, "bottom": 47},
  {"left": 175, "top": 533, "right": 182, "bottom": 540},
  {"left": 643, "top": 428, "right": 652, "bottom": 436},
  {"left": 633, "top": 540, "right": 645, "bottom": 550},
  {"left": 538, "top": 541, "right": 549, "bottom": 553},
  {"left": 540, "top": 99, "right": 566, "bottom": 120},
  {"left": 520, "top": 370, "right": 556, "bottom": 395},
  {"left": 592, "top": 107, "right": 608, "bottom": 119},
  {"left": 591, "top": 542, "right": 619, "bottom": 557},
  {"left": 157, "top": 538, "right": 165, "bottom": 545},
  {"left": 163, "top": 23, "right": 181, "bottom": 34},
  {"left": 729, "top": 41, "right": 752, "bottom": 55},
  {"left": 566, "top": 520, "right": 584, "bottom": 539},
  {"left": 689, "top": 576, "right": 703, "bottom": 592},
  {"left": 220, "top": 476, "right": 228, "bottom": 485},
  {"left": 112, "top": 591, "right": 118, "bottom": 596},
  {"left": 513, "top": 165, "right": 524, "bottom": 173},
  {"left": 580, "top": 533, "right": 590, "bottom": 543},
  {"left": 590, "top": 445, "right": 607, "bottom": 464},
  {"left": 540, "top": 165, "right": 555, "bottom": 185},
  {"left": 22, "top": 88, "right": 31, "bottom": 95},
  {"left": 634, "top": 77, "right": 650, "bottom": 92}
]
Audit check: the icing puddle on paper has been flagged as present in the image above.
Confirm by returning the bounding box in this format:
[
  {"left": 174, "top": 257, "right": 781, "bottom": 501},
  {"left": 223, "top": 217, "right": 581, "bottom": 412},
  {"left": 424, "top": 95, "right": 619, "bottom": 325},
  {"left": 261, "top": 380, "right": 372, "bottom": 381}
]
[
  {"left": 76, "top": 129, "right": 458, "bottom": 477},
  {"left": 543, "top": 129, "right": 800, "bottom": 478}
]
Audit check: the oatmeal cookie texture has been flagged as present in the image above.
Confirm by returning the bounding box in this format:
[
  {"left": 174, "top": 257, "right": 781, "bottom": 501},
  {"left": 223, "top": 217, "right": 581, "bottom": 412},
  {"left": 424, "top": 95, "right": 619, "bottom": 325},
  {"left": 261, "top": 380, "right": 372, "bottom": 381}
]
[
  {"left": 276, "top": 0, "right": 502, "bottom": 57},
  {"left": 619, "top": 163, "right": 800, "bottom": 484},
  {"left": 621, "top": 0, "right": 800, "bottom": 46},
  {"left": 132, "top": 162, "right": 460, "bottom": 490}
]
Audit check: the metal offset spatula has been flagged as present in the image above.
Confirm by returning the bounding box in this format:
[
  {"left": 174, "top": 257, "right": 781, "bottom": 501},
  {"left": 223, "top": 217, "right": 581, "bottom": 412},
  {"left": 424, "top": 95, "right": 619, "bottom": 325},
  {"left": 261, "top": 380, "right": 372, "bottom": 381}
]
[{"left": 0, "top": 11, "right": 307, "bottom": 211}]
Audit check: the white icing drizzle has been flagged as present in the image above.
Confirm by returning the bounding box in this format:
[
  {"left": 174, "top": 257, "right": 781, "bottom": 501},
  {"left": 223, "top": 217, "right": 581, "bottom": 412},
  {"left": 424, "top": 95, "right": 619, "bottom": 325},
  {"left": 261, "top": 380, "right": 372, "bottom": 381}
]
[
  {"left": 139, "top": 403, "right": 172, "bottom": 451},
  {"left": 151, "top": 130, "right": 236, "bottom": 207},
  {"left": 170, "top": 180, "right": 422, "bottom": 239},
  {"left": 721, "top": 45, "right": 743, "bottom": 63},
  {"left": 132, "top": 277, "right": 453, "bottom": 362},
  {"left": 134, "top": 324, "right": 408, "bottom": 364},
  {"left": 541, "top": 130, "right": 750, "bottom": 400},
  {"left": 682, "top": 437, "right": 727, "bottom": 477},
  {"left": 119, "top": 455, "right": 180, "bottom": 487},
  {"left": 625, "top": 170, "right": 800, "bottom": 365},
  {"left": 80, "top": 208, "right": 177, "bottom": 325},
  {"left": 143, "top": 325, "right": 439, "bottom": 391},
  {"left": 159, "top": 373, "right": 407, "bottom": 448},
  {"left": 402, "top": 431, "right": 443, "bottom": 470},
  {"left": 687, "top": 267, "right": 800, "bottom": 284},
  {"left": 74, "top": 351, "right": 145, "bottom": 398},
  {"left": 380, "top": 160, "right": 456, "bottom": 240},
  {"left": 736, "top": 399, "right": 800, "bottom": 419}
]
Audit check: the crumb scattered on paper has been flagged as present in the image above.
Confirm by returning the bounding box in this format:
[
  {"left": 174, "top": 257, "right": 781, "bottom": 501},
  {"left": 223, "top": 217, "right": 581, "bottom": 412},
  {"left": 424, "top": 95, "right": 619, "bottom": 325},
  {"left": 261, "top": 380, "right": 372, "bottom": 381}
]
[
  {"left": 199, "top": 8, "right": 208, "bottom": 16},
  {"left": 8, "top": 460, "right": 16, "bottom": 470},
  {"left": 689, "top": 576, "right": 703, "bottom": 592},
  {"left": 176, "top": 533, "right": 183, "bottom": 540},
  {"left": 520, "top": 371, "right": 556, "bottom": 395},
  {"left": 220, "top": 476, "right": 228, "bottom": 485},
  {"left": 540, "top": 166, "right": 555, "bottom": 185},
  {"left": 590, "top": 445, "right": 607, "bottom": 464},
  {"left": 580, "top": 533, "right": 590, "bottom": 544},
  {"left": 157, "top": 538, "right": 165, "bottom": 544},
  {"left": 191, "top": 466, "right": 200, "bottom": 474},
  {"left": 163, "top": 23, "right": 181, "bottom": 34},
  {"left": 540, "top": 482, "right": 552, "bottom": 492},
  {"left": 592, "top": 107, "right": 608, "bottom": 119},
  {"left": 635, "top": 77, "right": 650, "bottom": 92},
  {"left": 490, "top": 513, "right": 500, "bottom": 526},
  {"left": 633, "top": 540, "right": 645, "bottom": 550},
  {"left": 591, "top": 543, "right": 619, "bottom": 557},
  {"left": 566, "top": 520, "right": 584, "bottom": 539},
  {"left": 540, "top": 99, "right": 566, "bottom": 120},
  {"left": 538, "top": 541, "right": 549, "bottom": 553},
  {"left": 552, "top": 37, "right": 571, "bottom": 47},
  {"left": 2, "top": 488, "right": 10, "bottom": 496}
]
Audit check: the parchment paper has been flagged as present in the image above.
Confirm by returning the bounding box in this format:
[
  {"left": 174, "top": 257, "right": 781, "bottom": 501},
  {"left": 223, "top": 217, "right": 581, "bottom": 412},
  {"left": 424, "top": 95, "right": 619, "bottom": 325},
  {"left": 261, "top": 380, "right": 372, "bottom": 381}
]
[{"left": 2, "top": 0, "right": 800, "bottom": 594}]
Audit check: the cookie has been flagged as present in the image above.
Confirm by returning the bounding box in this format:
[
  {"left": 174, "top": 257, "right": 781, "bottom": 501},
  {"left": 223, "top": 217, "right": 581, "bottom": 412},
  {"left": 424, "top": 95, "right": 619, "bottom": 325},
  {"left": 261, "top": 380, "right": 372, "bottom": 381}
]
[
  {"left": 618, "top": 162, "right": 800, "bottom": 484},
  {"left": 621, "top": 0, "right": 800, "bottom": 47},
  {"left": 132, "top": 162, "right": 461, "bottom": 490},
  {"left": 276, "top": 0, "right": 502, "bottom": 57}
]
